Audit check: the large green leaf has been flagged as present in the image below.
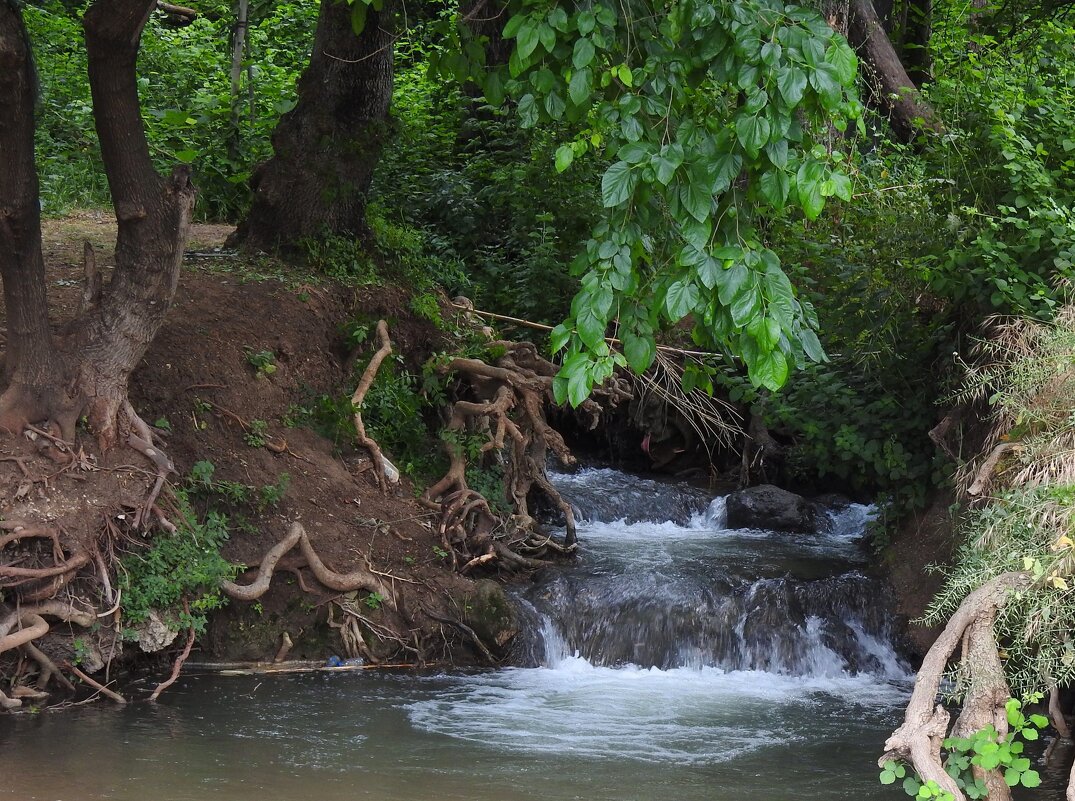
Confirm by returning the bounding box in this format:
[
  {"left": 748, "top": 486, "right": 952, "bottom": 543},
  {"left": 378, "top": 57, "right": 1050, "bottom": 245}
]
[{"left": 601, "top": 161, "right": 637, "bottom": 207}]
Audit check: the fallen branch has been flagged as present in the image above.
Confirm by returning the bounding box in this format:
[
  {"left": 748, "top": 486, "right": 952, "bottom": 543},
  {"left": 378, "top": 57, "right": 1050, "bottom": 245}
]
[{"left": 65, "top": 662, "right": 127, "bottom": 704}]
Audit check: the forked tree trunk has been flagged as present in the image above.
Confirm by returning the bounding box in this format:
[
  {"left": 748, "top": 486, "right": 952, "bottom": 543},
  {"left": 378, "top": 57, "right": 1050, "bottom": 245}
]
[
  {"left": 230, "top": 0, "right": 393, "bottom": 251},
  {"left": 0, "top": 0, "right": 194, "bottom": 448},
  {"left": 849, "top": 0, "right": 942, "bottom": 142}
]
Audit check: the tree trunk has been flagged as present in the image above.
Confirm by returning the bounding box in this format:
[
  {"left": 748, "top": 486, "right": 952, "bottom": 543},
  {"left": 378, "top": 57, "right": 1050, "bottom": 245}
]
[
  {"left": 0, "top": 3, "right": 71, "bottom": 432},
  {"left": 849, "top": 0, "right": 942, "bottom": 142},
  {"left": 0, "top": 0, "right": 194, "bottom": 447},
  {"left": 230, "top": 0, "right": 394, "bottom": 251}
]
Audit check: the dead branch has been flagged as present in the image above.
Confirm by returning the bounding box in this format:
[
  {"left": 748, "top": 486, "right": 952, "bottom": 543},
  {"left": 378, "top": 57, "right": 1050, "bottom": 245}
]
[
  {"left": 65, "top": 662, "right": 126, "bottom": 704},
  {"left": 350, "top": 319, "right": 396, "bottom": 490},
  {"left": 421, "top": 605, "right": 496, "bottom": 664},
  {"left": 968, "top": 442, "right": 1020, "bottom": 497}
]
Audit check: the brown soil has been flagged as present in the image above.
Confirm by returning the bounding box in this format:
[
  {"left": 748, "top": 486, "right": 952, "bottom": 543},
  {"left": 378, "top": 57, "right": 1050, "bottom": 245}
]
[
  {"left": 884, "top": 490, "right": 959, "bottom": 656},
  {"left": 1, "top": 213, "right": 512, "bottom": 688}
]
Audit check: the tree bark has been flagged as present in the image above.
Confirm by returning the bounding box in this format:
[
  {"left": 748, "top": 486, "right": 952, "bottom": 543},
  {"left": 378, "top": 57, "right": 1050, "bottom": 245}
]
[
  {"left": 0, "top": 3, "right": 71, "bottom": 432},
  {"left": 230, "top": 0, "right": 394, "bottom": 251},
  {"left": 0, "top": 0, "right": 194, "bottom": 446},
  {"left": 74, "top": 0, "right": 195, "bottom": 446},
  {"left": 849, "top": 0, "right": 942, "bottom": 142}
]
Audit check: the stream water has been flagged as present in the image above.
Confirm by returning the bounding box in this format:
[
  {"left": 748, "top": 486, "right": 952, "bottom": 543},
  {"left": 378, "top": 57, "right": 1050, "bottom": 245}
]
[{"left": 2, "top": 467, "right": 919, "bottom": 800}]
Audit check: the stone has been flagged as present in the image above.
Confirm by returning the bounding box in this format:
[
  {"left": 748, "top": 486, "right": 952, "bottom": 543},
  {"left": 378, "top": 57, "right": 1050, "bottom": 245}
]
[{"left": 726, "top": 484, "right": 820, "bottom": 533}]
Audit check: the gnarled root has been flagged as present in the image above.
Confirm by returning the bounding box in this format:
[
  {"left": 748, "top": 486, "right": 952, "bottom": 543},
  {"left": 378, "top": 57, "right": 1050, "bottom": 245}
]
[
  {"left": 350, "top": 320, "right": 396, "bottom": 490},
  {"left": 880, "top": 572, "right": 1029, "bottom": 801},
  {"left": 421, "top": 342, "right": 630, "bottom": 572},
  {"left": 221, "top": 521, "right": 394, "bottom": 606}
]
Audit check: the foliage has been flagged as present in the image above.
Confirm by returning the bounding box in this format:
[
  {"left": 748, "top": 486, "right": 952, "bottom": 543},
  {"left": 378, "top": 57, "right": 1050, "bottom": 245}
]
[
  {"left": 118, "top": 490, "right": 237, "bottom": 634},
  {"left": 880, "top": 698, "right": 1045, "bottom": 799},
  {"left": 468, "top": 0, "right": 865, "bottom": 398},
  {"left": 918, "top": 18, "right": 1075, "bottom": 317},
  {"left": 24, "top": 0, "right": 317, "bottom": 219},
  {"left": 927, "top": 305, "right": 1075, "bottom": 696}
]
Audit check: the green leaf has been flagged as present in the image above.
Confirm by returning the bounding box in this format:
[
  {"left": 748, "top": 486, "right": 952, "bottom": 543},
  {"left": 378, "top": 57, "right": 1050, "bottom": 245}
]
[
  {"left": 550, "top": 324, "right": 571, "bottom": 353},
  {"left": 616, "top": 64, "right": 634, "bottom": 87},
  {"left": 502, "top": 14, "right": 526, "bottom": 38},
  {"left": 350, "top": 2, "right": 368, "bottom": 35},
  {"left": 761, "top": 41, "right": 782, "bottom": 66},
  {"left": 1004, "top": 769, "right": 1020, "bottom": 787},
  {"left": 573, "top": 37, "right": 596, "bottom": 69},
  {"left": 776, "top": 65, "right": 808, "bottom": 106},
  {"left": 622, "top": 331, "right": 656, "bottom": 372},
  {"left": 826, "top": 41, "right": 858, "bottom": 85},
  {"left": 759, "top": 169, "right": 790, "bottom": 209},
  {"left": 555, "top": 145, "right": 575, "bottom": 173},
  {"left": 537, "top": 22, "right": 556, "bottom": 53},
  {"left": 601, "top": 161, "right": 637, "bottom": 207},
  {"left": 711, "top": 153, "right": 743, "bottom": 194},
  {"left": 730, "top": 282, "right": 760, "bottom": 325},
  {"left": 796, "top": 160, "right": 826, "bottom": 220},
  {"left": 517, "top": 20, "right": 540, "bottom": 59},
  {"left": 1021, "top": 727, "right": 1038, "bottom": 741},
  {"left": 577, "top": 307, "right": 607, "bottom": 349},
  {"left": 653, "top": 143, "right": 685, "bottom": 185},
  {"left": 752, "top": 349, "right": 789, "bottom": 391},
  {"left": 801, "top": 328, "right": 825, "bottom": 362},
  {"left": 483, "top": 70, "right": 505, "bottom": 105},
  {"left": 679, "top": 176, "right": 712, "bottom": 224},
  {"left": 576, "top": 9, "right": 596, "bottom": 35},
  {"left": 569, "top": 68, "right": 593, "bottom": 106},
  {"left": 517, "top": 93, "right": 538, "bottom": 127},
  {"left": 174, "top": 149, "right": 198, "bottom": 164},
  {"left": 879, "top": 771, "right": 896, "bottom": 786},
  {"left": 735, "top": 115, "right": 771, "bottom": 158},
  {"left": 1020, "top": 770, "right": 1041, "bottom": 788},
  {"left": 665, "top": 280, "right": 700, "bottom": 319}
]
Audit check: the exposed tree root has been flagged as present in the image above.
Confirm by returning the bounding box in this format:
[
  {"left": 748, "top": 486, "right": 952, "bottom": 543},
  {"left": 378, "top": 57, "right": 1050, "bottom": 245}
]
[
  {"left": 420, "top": 340, "right": 630, "bottom": 572},
  {"left": 221, "top": 521, "right": 393, "bottom": 606},
  {"left": 880, "top": 572, "right": 1029, "bottom": 801},
  {"left": 350, "top": 320, "right": 396, "bottom": 490},
  {"left": 65, "top": 662, "right": 126, "bottom": 704},
  {"left": 149, "top": 624, "right": 195, "bottom": 702}
]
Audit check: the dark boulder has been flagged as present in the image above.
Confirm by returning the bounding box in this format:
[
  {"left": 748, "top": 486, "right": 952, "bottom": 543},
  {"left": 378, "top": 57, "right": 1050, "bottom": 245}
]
[{"left": 726, "top": 484, "right": 824, "bottom": 533}]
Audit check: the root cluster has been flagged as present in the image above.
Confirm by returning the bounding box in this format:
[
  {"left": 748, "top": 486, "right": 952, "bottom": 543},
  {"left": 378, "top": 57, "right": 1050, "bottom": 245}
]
[{"left": 418, "top": 339, "right": 630, "bottom": 573}]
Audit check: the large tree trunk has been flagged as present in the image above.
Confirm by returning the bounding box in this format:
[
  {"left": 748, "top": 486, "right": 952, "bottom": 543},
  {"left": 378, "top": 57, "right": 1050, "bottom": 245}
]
[
  {"left": 849, "top": 0, "right": 942, "bottom": 142},
  {"left": 0, "top": 3, "right": 71, "bottom": 431},
  {"left": 230, "top": 0, "right": 393, "bottom": 251},
  {"left": 0, "top": 0, "right": 194, "bottom": 447}
]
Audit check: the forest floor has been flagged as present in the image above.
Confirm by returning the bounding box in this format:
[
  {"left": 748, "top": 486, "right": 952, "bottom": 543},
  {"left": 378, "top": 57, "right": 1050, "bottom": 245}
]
[{"left": 1, "top": 213, "right": 512, "bottom": 692}]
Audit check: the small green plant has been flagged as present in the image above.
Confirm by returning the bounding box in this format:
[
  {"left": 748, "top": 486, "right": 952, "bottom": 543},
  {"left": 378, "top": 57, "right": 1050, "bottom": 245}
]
[
  {"left": 258, "top": 473, "right": 290, "bottom": 510},
  {"left": 433, "top": 546, "right": 449, "bottom": 559},
  {"left": 409, "top": 291, "right": 444, "bottom": 327},
  {"left": 72, "top": 636, "right": 90, "bottom": 666},
  {"left": 244, "top": 348, "right": 277, "bottom": 379},
  {"left": 153, "top": 417, "right": 172, "bottom": 433},
  {"left": 244, "top": 419, "right": 269, "bottom": 448},
  {"left": 881, "top": 698, "right": 1045, "bottom": 799},
  {"left": 364, "top": 592, "right": 386, "bottom": 610},
  {"left": 189, "top": 459, "right": 216, "bottom": 486},
  {"left": 118, "top": 492, "right": 238, "bottom": 634}
]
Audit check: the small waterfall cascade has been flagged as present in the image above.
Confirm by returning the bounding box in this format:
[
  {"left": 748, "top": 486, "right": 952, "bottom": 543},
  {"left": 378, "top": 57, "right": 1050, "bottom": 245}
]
[{"left": 518, "top": 467, "right": 907, "bottom": 680}]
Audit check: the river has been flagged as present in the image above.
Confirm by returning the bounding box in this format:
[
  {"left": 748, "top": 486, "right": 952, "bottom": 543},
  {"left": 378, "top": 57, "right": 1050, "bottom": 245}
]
[{"left": 2, "top": 467, "right": 926, "bottom": 800}]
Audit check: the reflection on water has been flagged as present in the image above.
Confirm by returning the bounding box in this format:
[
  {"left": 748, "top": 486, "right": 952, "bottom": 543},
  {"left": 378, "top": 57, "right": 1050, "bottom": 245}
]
[{"left": 0, "top": 669, "right": 907, "bottom": 801}]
